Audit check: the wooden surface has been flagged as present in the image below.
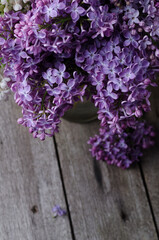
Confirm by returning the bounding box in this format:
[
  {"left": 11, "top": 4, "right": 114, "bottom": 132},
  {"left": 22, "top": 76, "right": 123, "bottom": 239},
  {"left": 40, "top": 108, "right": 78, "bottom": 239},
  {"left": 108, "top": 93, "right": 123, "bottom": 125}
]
[
  {"left": 0, "top": 98, "right": 72, "bottom": 240},
  {"left": 56, "top": 121, "right": 158, "bottom": 240},
  {"left": 0, "top": 95, "right": 158, "bottom": 240}
]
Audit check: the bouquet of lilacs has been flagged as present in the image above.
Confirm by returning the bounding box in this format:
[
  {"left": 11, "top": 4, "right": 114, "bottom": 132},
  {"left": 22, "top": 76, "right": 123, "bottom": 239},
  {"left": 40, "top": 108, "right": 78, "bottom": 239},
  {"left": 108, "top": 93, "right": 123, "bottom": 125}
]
[{"left": 0, "top": 0, "right": 159, "bottom": 169}]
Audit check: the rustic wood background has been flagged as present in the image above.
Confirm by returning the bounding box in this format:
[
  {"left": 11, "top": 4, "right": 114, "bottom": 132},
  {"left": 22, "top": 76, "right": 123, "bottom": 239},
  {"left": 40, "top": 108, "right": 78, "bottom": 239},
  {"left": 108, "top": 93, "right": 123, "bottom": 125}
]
[{"left": 0, "top": 94, "right": 158, "bottom": 240}]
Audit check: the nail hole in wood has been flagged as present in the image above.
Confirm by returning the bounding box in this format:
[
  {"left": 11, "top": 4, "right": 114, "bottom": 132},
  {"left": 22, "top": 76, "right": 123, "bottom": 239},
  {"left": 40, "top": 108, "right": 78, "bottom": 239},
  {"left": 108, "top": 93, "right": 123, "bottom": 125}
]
[
  {"left": 120, "top": 209, "right": 128, "bottom": 222},
  {"left": 31, "top": 205, "right": 38, "bottom": 214}
]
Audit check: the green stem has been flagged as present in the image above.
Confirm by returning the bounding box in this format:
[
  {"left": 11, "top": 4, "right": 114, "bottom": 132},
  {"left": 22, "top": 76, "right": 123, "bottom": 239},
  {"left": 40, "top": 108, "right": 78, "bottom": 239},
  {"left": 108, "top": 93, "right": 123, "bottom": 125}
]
[{"left": 41, "top": 91, "right": 47, "bottom": 111}]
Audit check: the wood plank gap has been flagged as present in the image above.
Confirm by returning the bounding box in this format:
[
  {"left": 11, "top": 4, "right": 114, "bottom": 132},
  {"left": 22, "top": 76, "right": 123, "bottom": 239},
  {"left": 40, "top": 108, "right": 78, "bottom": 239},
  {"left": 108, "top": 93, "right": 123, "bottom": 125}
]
[
  {"left": 53, "top": 136, "right": 76, "bottom": 240},
  {"left": 138, "top": 162, "right": 159, "bottom": 239}
]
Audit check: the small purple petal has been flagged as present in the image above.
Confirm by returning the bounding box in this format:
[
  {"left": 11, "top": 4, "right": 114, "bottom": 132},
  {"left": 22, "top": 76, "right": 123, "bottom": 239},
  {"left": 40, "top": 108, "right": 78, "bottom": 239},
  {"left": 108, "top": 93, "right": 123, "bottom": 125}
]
[{"left": 0, "top": 38, "right": 5, "bottom": 45}]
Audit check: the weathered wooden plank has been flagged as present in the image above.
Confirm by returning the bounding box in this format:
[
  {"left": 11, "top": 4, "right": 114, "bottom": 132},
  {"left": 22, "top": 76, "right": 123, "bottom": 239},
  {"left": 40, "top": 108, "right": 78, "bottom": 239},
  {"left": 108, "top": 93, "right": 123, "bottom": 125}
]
[
  {"left": 141, "top": 86, "right": 159, "bottom": 233},
  {"left": 55, "top": 119, "right": 158, "bottom": 240},
  {"left": 0, "top": 96, "right": 72, "bottom": 240}
]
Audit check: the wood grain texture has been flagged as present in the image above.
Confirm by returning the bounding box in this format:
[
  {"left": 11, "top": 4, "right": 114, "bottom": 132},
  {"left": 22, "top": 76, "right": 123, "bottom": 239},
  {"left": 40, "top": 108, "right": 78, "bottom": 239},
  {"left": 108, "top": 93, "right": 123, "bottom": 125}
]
[
  {"left": 141, "top": 141, "right": 159, "bottom": 234},
  {"left": 0, "top": 96, "right": 72, "bottom": 240},
  {"left": 142, "top": 86, "right": 159, "bottom": 232},
  {"left": 55, "top": 119, "right": 158, "bottom": 240}
]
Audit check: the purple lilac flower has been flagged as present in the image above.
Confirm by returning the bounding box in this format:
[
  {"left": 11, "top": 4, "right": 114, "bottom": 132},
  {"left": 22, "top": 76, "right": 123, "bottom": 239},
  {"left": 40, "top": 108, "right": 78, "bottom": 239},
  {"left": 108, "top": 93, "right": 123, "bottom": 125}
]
[
  {"left": 83, "top": 45, "right": 98, "bottom": 65},
  {"left": 43, "top": 64, "right": 70, "bottom": 85},
  {"left": 105, "top": 37, "right": 121, "bottom": 55},
  {"left": 120, "top": 68, "right": 136, "bottom": 82},
  {"left": 127, "top": 9, "right": 140, "bottom": 25},
  {"left": 91, "top": 73, "right": 104, "bottom": 91},
  {"left": 52, "top": 205, "right": 66, "bottom": 217},
  {"left": 104, "top": 84, "right": 118, "bottom": 100},
  {"left": 42, "top": 4, "right": 58, "bottom": 22},
  {"left": 124, "top": 31, "right": 140, "bottom": 48},
  {"left": 139, "top": 0, "right": 150, "bottom": 13},
  {"left": 52, "top": 64, "right": 70, "bottom": 84},
  {"left": 87, "top": 5, "right": 117, "bottom": 38},
  {"left": 66, "top": 2, "right": 85, "bottom": 23},
  {"left": 102, "top": 60, "right": 122, "bottom": 80},
  {"left": 88, "top": 121, "right": 154, "bottom": 169},
  {"left": 109, "top": 77, "right": 128, "bottom": 93},
  {"left": 18, "top": 84, "right": 32, "bottom": 100},
  {"left": 42, "top": 68, "right": 56, "bottom": 84},
  {"left": 0, "top": 0, "right": 158, "bottom": 169},
  {"left": 42, "top": 1, "right": 65, "bottom": 22}
]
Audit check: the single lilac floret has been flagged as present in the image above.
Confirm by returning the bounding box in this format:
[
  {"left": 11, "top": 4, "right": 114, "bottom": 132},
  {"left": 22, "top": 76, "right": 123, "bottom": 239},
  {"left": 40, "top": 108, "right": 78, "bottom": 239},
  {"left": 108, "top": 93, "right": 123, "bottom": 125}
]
[
  {"left": 66, "top": 2, "right": 85, "bottom": 22},
  {"left": 52, "top": 205, "right": 66, "bottom": 217}
]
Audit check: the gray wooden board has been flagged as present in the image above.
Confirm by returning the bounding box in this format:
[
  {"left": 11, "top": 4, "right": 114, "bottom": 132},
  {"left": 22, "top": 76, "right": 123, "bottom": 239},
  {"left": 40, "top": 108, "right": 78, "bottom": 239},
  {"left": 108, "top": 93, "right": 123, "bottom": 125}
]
[
  {"left": 142, "top": 86, "right": 159, "bottom": 231},
  {"left": 141, "top": 138, "right": 159, "bottom": 233},
  {"left": 0, "top": 96, "right": 72, "bottom": 240},
  {"left": 55, "top": 119, "right": 158, "bottom": 240}
]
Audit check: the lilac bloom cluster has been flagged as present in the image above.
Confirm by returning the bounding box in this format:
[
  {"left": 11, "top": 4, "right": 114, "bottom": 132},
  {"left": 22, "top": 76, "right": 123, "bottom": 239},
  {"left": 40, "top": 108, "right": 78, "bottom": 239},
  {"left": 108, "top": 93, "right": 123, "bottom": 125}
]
[
  {"left": 0, "top": 0, "right": 159, "bottom": 168},
  {"left": 88, "top": 122, "right": 155, "bottom": 169}
]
